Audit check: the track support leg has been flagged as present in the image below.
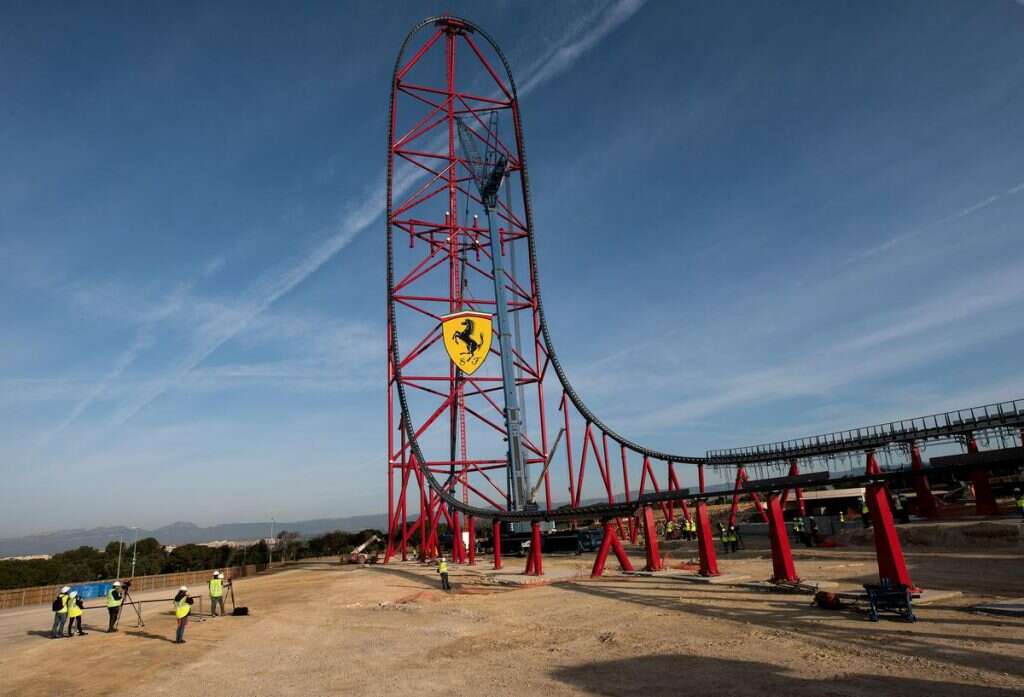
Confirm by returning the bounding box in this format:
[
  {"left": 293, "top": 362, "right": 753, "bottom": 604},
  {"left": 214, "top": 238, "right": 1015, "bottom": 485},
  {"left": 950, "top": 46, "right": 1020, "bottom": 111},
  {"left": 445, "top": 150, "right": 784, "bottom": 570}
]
[
  {"left": 641, "top": 506, "right": 663, "bottom": 572},
  {"left": 467, "top": 516, "right": 476, "bottom": 565},
  {"left": 909, "top": 444, "right": 938, "bottom": 518},
  {"left": 966, "top": 435, "right": 999, "bottom": 516},
  {"left": 591, "top": 521, "right": 635, "bottom": 577},
  {"left": 695, "top": 501, "right": 720, "bottom": 577},
  {"left": 766, "top": 494, "right": 799, "bottom": 583},
  {"left": 492, "top": 520, "right": 502, "bottom": 570},
  {"left": 524, "top": 521, "right": 543, "bottom": 576}
]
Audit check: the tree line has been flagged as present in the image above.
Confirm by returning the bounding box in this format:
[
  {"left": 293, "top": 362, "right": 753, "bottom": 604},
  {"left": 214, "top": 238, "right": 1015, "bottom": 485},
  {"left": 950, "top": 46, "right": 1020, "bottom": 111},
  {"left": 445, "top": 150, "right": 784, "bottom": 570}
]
[{"left": 0, "top": 529, "right": 383, "bottom": 591}]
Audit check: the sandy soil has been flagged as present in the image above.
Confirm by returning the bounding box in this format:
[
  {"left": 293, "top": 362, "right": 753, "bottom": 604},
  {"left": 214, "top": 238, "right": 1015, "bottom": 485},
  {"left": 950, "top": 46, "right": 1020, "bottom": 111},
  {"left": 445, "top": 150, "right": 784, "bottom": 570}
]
[{"left": 1, "top": 542, "right": 1023, "bottom": 697}]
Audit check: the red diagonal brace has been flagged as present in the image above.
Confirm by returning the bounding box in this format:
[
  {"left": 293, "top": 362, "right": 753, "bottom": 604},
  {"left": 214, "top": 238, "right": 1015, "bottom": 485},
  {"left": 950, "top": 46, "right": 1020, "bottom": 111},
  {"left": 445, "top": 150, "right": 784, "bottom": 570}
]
[
  {"left": 766, "top": 494, "right": 799, "bottom": 583},
  {"left": 591, "top": 520, "right": 635, "bottom": 577},
  {"left": 909, "top": 444, "right": 937, "bottom": 519},
  {"left": 865, "top": 452, "right": 915, "bottom": 589},
  {"left": 695, "top": 501, "right": 720, "bottom": 577},
  {"left": 966, "top": 435, "right": 999, "bottom": 516},
  {"left": 641, "top": 506, "right": 663, "bottom": 571}
]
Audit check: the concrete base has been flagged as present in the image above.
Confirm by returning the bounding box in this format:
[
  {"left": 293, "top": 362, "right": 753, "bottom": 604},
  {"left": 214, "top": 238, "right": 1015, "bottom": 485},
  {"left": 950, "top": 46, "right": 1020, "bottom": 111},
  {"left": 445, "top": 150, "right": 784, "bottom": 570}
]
[
  {"left": 476, "top": 568, "right": 582, "bottom": 586},
  {"left": 659, "top": 572, "right": 751, "bottom": 585},
  {"left": 737, "top": 580, "right": 840, "bottom": 594},
  {"left": 835, "top": 588, "right": 962, "bottom": 604},
  {"left": 973, "top": 599, "right": 1024, "bottom": 617}
]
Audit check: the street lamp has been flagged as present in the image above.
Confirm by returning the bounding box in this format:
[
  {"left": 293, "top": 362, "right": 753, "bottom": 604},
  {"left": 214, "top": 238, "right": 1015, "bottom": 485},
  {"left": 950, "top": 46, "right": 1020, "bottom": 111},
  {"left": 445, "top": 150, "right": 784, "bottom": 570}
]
[
  {"left": 129, "top": 526, "right": 139, "bottom": 578},
  {"left": 115, "top": 533, "right": 124, "bottom": 579}
]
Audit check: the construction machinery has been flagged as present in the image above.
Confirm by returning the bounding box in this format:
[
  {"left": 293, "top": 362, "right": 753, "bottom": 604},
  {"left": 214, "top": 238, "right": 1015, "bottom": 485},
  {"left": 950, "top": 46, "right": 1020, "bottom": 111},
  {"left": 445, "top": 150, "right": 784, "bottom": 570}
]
[{"left": 345, "top": 535, "right": 381, "bottom": 565}]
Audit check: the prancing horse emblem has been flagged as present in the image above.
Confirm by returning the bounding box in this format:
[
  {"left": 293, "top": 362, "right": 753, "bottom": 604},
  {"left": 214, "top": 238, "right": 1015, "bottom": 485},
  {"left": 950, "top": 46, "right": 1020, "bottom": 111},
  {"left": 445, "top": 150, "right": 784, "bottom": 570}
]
[{"left": 441, "top": 311, "right": 493, "bottom": 375}]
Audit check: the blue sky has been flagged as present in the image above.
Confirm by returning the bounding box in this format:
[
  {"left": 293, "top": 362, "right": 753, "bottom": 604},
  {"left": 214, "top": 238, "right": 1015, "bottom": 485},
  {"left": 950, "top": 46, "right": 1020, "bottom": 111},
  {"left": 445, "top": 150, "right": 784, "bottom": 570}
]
[{"left": 3, "top": 1, "right": 1024, "bottom": 537}]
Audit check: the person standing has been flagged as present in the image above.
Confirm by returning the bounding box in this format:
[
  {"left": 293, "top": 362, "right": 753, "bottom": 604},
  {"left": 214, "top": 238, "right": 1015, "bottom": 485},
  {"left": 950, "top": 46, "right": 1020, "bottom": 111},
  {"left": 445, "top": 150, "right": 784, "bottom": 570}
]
[
  {"left": 173, "top": 586, "right": 193, "bottom": 644},
  {"left": 791, "top": 517, "right": 804, "bottom": 545},
  {"left": 66, "top": 591, "right": 86, "bottom": 636},
  {"left": 859, "top": 497, "right": 872, "bottom": 528},
  {"left": 437, "top": 556, "right": 450, "bottom": 591},
  {"left": 209, "top": 571, "right": 225, "bottom": 617},
  {"left": 1015, "top": 488, "right": 1024, "bottom": 519},
  {"left": 726, "top": 525, "right": 739, "bottom": 553},
  {"left": 838, "top": 510, "right": 846, "bottom": 530},
  {"left": 51, "top": 585, "right": 71, "bottom": 639},
  {"left": 106, "top": 581, "right": 124, "bottom": 632},
  {"left": 664, "top": 519, "right": 675, "bottom": 540}
]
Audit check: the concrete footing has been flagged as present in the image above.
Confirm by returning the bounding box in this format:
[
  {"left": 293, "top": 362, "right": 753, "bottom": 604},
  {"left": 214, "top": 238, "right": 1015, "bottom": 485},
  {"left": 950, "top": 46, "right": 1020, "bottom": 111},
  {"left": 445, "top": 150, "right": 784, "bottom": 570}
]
[{"left": 972, "top": 599, "right": 1024, "bottom": 617}]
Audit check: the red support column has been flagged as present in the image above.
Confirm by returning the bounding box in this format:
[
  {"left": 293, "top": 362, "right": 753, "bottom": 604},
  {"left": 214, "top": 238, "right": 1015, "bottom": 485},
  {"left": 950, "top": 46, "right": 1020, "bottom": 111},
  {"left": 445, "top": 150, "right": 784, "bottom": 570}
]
[
  {"left": 467, "top": 516, "right": 476, "bottom": 565},
  {"left": 492, "top": 520, "right": 502, "bottom": 570},
  {"left": 966, "top": 435, "right": 999, "bottom": 516},
  {"left": 695, "top": 500, "right": 720, "bottom": 577},
  {"left": 908, "top": 443, "right": 937, "bottom": 519},
  {"left": 591, "top": 520, "right": 635, "bottom": 577},
  {"left": 865, "top": 452, "right": 915, "bottom": 589},
  {"left": 452, "top": 511, "right": 464, "bottom": 563},
  {"left": 524, "top": 521, "right": 543, "bottom": 576},
  {"left": 641, "top": 506, "right": 663, "bottom": 572},
  {"left": 766, "top": 494, "right": 799, "bottom": 583}
]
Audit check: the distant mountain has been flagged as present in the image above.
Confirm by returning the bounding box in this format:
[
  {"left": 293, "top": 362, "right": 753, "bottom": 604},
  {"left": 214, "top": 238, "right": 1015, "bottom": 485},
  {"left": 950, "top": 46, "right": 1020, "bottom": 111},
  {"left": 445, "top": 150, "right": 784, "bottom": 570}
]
[{"left": 0, "top": 513, "right": 388, "bottom": 557}]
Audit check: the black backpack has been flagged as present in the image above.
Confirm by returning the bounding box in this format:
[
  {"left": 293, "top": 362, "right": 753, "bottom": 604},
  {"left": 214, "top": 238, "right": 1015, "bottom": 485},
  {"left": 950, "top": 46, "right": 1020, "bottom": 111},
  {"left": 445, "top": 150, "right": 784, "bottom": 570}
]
[
  {"left": 231, "top": 607, "right": 249, "bottom": 616},
  {"left": 52, "top": 596, "right": 63, "bottom": 612}
]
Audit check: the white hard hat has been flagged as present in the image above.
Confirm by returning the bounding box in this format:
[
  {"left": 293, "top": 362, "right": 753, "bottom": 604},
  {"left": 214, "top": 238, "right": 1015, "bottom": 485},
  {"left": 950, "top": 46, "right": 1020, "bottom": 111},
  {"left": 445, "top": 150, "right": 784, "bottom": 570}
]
[
  {"left": 179, "top": 586, "right": 188, "bottom": 591},
  {"left": 113, "top": 581, "right": 122, "bottom": 587},
  {"left": 61, "top": 586, "right": 71, "bottom": 593},
  {"left": 69, "top": 591, "right": 78, "bottom": 597}
]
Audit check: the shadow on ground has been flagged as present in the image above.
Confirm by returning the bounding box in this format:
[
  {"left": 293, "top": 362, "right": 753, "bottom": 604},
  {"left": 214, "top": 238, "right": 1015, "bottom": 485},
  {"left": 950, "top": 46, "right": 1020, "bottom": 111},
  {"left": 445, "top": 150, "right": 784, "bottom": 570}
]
[{"left": 550, "top": 654, "right": 1020, "bottom": 697}]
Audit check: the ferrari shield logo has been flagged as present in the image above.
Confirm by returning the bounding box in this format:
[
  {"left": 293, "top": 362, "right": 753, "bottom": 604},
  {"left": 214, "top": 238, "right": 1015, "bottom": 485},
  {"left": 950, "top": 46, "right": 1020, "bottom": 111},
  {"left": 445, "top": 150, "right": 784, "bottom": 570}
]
[{"left": 441, "top": 311, "right": 493, "bottom": 375}]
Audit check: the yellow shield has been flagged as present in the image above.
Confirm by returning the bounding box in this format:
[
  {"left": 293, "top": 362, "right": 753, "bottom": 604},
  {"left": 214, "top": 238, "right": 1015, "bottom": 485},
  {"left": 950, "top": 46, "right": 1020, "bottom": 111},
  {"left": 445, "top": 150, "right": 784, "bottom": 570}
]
[{"left": 441, "top": 311, "right": 493, "bottom": 375}]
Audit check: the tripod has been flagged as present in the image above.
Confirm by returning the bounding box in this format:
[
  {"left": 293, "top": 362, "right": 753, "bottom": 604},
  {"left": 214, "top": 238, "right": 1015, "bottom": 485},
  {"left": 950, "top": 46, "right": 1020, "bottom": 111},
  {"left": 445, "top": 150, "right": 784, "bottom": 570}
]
[{"left": 114, "top": 586, "right": 144, "bottom": 629}]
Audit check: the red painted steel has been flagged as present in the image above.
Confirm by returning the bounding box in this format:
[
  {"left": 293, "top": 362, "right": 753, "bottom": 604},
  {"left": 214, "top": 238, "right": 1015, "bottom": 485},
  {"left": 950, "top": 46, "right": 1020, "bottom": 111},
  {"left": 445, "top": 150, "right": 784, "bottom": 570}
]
[
  {"left": 695, "top": 501, "right": 720, "bottom": 577},
  {"left": 641, "top": 506, "right": 663, "bottom": 572},
  {"left": 909, "top": 444, "right": 938, "bottom": 518},
  {"left": 966, "top": 435, "right": 999, "bottom": 516},
  {"left": 467, "top": 516, "right": 476, "bottom": 565},
  {"left": 525, "top": 521, "right": 543, "bottom": 576},
  {"left": 591, "top": 521, "right": 635, "bottom": 577},
  {"left": 766, "top": 494, "right": 799, "bottom": 583},
  {"left": 492, "top": 520, "right": 502, "bottom": 570},
  {"left": 865, "top": 452, "right": 915, "bottom": 589}
]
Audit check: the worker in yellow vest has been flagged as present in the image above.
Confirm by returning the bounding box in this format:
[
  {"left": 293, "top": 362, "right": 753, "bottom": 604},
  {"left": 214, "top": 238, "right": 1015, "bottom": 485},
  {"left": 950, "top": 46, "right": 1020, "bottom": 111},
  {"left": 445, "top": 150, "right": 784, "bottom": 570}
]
[
  {"left": 687, "top": 517, "right": 696, "bottom": 541},
  {"left": 173, "top": 586, "right": 193, "bottom": 644},
  {"left": 859, "top": 497, "right": 871, "bottom": 528},
  {"left": 209, "top": 571, "right": 225, "bottom": 617},
  {"left": 106, "top": 581, "right": 124, "bottom": 632},
  {"left": 664, "top": 519, "right": 675, "bottom": 540},
  {"left": 1014, "top": 488, "right": 1024, "bottom": 519},
  {"left": 66, "top": 591, "right": 86, "bottom": 636},
  {"left": 51, "top": 585, "right": 71, "bottom": 639},
  {"left": 437, "top": 556, "right": 450, "bottom": 591}
]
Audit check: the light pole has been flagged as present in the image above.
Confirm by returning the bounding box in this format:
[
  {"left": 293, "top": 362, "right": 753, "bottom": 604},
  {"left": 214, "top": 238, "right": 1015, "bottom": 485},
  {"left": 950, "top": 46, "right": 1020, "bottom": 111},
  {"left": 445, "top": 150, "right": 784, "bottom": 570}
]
[
  {"left": 115, "top": 533, "right": 124, "bottom": 579},
  {"left": 269, "top": 517, "right": 275, "bottom": 567},
  {"left": 129, "top": 526, "right": 139, "bottom": 579}
]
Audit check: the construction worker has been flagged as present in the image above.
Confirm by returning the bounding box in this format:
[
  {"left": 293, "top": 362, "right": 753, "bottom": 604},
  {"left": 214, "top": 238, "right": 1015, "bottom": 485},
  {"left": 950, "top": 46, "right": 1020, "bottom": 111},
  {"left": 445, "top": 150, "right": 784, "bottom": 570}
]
[
  {"left": 66, "top": 591, "right": 86, "bottom": 636},
  {"left": 859, "top": 497, "right": 871, "bottom": 528},
  {"left": 664, "top": 519, "right": 676, "bottom": 540},
  {"left": 437, "top": 556, "right": 450, "bottom": 591},
  {"left": 51, "top": 585, "right": 71, "bottom": 639},
  {"left": 1015, "top": 488, "right": 1024, "bottom": 519},
  {"left": 727, "top": 524, "right": 740, "bottom": 553},
  {"left": 173, "top": 586, "right": 193, "bottom": 644},
  {"left": 838, "top": 510, "right": 846, "bottom": 530},
  {"left": 791, "top": 516, "right": 804, "bottom": 544},
  {"left": 209, "top": 571, "right": 225, "bottom": 617},
  {"left": 893, "top": 494, "right": 910, "bottom": 524},
  {"left": 106, "top": 581, "right": 124, "bottom": 632},
  {"left": 717, "top": 522, "right": 728, "bottom": 553}
]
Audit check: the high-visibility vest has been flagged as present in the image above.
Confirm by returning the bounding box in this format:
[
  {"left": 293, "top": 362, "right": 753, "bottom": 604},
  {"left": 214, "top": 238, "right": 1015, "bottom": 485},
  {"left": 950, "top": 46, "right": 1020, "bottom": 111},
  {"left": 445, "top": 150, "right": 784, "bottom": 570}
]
[
  {"left": 860, "top": 501, "right": 870, "bottom": 514},
  {"left": 68, "top": 599, "right": 82, "bottom": 619},
  {"left": 106, "top": 589, "right": 122, "bottom": 608},
  {"left": 1016, "top": 496, "right": 1024, "bottom": 510},
  {"left": 174, "top": 596, "right": 191, "bottom": 619},
  {"left": 726, "top": 530, "right": 737, "bottom": 542},
  {"left": 688, "top": 520, "right": 696, "bottom": 532},
  {"left": 437, "top": 560, "right": 449, "bottom": 574},
  {"left": 893, "top": 496, "right": 904, "bottom": 510},
  {"left": 57, "top": 593, "right": 69, "bottom": 614},
  {"left": 838, "top": 512, "right": 846, "bottom": 523},
  {"left": 793, "top": 519, "right": 804, "bottom": 532},
  {"left": 209, "top": 578, "right": 223, "bottom": 598}
]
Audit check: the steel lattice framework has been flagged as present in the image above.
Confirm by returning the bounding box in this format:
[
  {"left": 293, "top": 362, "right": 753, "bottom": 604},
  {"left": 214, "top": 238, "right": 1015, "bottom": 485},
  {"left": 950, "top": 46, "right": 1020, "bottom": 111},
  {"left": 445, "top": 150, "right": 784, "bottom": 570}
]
[{"left": 384, "top": 16, "right": 1024, "bottom": 581}]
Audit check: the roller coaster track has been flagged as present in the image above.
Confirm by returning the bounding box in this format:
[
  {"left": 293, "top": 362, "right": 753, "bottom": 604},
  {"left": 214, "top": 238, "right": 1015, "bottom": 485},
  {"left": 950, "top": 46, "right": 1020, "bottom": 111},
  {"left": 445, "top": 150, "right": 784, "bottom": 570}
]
[{"left": 385, "top": 16, "right": 1024, "bottom": 530}]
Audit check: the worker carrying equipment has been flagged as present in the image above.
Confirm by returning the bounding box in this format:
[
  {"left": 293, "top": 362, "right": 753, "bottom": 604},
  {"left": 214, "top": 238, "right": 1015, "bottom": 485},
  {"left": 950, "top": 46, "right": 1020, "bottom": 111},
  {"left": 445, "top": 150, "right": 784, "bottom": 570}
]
[
  {"left": 66, "top": 591, "right": 86, "bottom": 637},
  {"left": 51, "top": 586, "right": 71, "bottom": 639},
  {"left": 106, "top": 581, "right": 124, "bottom": 633},
  {"left": 209, "top": 571, "right": 225, "bottom": 617},
  {"left": 437, "top": 556, "right": 450, "bottom": 591},
  {"left": 173, "top": 586, "right": 194, "bottom": 644}
]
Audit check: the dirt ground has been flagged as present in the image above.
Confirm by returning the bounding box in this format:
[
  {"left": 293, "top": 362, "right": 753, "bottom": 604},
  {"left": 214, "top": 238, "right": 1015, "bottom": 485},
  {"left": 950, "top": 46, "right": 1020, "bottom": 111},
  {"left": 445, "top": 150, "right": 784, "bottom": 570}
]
[{"left": 1, "top": 539, "right": 1023, "bottom": 697}]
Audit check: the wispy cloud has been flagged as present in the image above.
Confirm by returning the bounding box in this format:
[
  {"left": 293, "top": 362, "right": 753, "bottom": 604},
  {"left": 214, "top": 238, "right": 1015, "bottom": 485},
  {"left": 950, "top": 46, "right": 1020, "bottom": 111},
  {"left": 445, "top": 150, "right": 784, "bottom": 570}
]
[{"left": 518, "top": 0, "right": 648, "bottom": 96}]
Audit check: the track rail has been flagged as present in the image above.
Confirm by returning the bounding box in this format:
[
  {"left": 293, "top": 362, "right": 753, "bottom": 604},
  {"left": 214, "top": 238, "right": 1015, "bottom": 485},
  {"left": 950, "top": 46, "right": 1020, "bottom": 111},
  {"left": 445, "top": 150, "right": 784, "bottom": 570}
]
[{"left": 386, "top": 16, "right": 1024, "bottom": 525}]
